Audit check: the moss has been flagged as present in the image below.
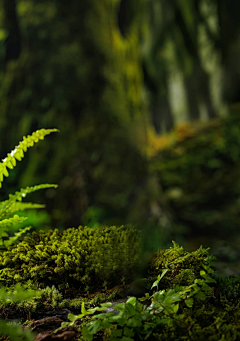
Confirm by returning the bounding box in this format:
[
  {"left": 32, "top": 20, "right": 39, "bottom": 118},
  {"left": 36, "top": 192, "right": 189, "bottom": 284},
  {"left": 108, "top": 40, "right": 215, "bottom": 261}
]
[
  {"left": 0, "top": 224, "right": 144, "bottom": 324},
  {"left": 148, "top": 240, "right": 215, "bottom": 289},
  {"left": 0, "top": 225, "right": 142, "bottom": 292},
  {"left": 2, "top": 233, "right": 240, "bottom": 341},
  {"left": 0, "top": 237, "right": 216, "bottom": 324},
  {"left": 151, "top": 112, "right": 240, "bottom": 244}
]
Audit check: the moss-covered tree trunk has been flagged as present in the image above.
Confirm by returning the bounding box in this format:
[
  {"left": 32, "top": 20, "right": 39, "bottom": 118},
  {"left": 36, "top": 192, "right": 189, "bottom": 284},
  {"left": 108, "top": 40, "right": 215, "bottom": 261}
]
[
  {"left": 0, "top": 0, "right": 173, "bottom": 246},
  {"left": 142, "top": 0, "right": 226, "bottom": 135}
]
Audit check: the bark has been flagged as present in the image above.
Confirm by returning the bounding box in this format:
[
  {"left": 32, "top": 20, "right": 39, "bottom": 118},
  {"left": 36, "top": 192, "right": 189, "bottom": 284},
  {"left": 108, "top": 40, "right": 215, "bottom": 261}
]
[{"left": 171, "top": 0, "right": 216, "bottom": 120}]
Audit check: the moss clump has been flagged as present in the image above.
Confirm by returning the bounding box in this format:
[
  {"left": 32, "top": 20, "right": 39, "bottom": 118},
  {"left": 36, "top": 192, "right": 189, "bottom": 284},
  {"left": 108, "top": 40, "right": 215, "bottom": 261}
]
[
  {"left": 72, "top": 243, "right": 240, "bottom": 341},
  {"left": 147, "top": 240, "right": 216, "bottom": 290},
  {"left": 151, "top": 112, "right": 240, "bottom": 243},
  {"left": 0, "top": 282, "right": 129, "bottom": 325},
  {"left": 3, "top": 238, "right": 240, "bottom": 341},
  {"left": 0, "top": 224, "right": 142, "bottom": 293}
]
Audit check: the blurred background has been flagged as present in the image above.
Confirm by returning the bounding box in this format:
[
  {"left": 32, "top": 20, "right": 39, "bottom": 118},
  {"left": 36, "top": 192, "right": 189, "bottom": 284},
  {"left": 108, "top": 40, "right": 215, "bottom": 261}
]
[{"left": 1, "top": 0, "right": 240, "bottom": 277}]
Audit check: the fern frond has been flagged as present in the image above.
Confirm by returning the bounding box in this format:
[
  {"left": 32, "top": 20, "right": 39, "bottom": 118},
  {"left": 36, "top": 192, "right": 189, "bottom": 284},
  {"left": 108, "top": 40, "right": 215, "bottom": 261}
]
[
  {"left": 5, "top": 202, "right": 45, "bottom": 212},
  {"left": 0, "top": 202, "right": 45, "bottom": 221},
  {"left": 0, "top": 128, "right": 59, "bottom": 188},
  {"left": 8, "top": 184, "right": 58, "bottom": 202},
  {"left": 2, "top": 225, "right": 33, "bottom": 249},
  {"left": 0, "top": 215, "right": 29, "bottom": 245},
  {"left": 0, "top": 128, "right": 59, "bottom": 339},
  {"left": 0, "top": 184, "right": 58, "bottom": 220}
]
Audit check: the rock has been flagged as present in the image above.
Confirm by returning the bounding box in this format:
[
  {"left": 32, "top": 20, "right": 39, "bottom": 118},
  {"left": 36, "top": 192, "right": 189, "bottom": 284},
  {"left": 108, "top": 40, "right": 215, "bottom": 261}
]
[
  {"left": 22, "top": 316, "right": 82, "bottom": 341},
  {"left": 100, "top": 298, "right": 128, "bottom": 314},
  {"left": 19, "top": 300, "right": 130, "bottom": 341},
  {"left": 36, "top": 331, "right": 77, "bottom": 341}
]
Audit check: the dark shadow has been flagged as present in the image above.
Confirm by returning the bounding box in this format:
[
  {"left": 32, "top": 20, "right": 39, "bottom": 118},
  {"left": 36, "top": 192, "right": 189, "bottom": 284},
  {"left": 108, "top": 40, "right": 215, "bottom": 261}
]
[{"left": 117, "top": 0, "right": 134, "bottom": 38}]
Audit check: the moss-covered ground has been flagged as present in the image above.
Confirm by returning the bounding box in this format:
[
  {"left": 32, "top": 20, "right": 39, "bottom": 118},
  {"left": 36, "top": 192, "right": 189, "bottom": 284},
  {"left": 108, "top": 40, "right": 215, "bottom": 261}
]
[{"left": 1, "top": 226, "right": 240, "bottom": 340}]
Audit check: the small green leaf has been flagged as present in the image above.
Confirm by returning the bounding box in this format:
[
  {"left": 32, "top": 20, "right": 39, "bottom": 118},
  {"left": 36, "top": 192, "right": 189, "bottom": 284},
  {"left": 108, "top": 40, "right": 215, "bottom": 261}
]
[
  {"left": 164, "top": 296, "right": 173, "bottom": 305},
  {"left": 87, "top": 320, "right": 102, "bottom": 334},
  {"left": 169, "top": 292, "right": 181, "bottom": 302},
  {"left": 68, "top": 313, "right": 79, "bottom": 322},
  {"left": 173, "top": 303, "right": 179, "bottom": 313},
  {"left": 122, "top": 336, "right": 134, "bottom": 341},
  {"left": 82, "top": 326, "right": 94, "bottom": 341},
  {"left": 100, "top": 318, "right": 110, "bottom": 329},
  {"left": 112, "top": 329, "right": 123, "bottom": 337},
  {"left": 165, "top": 289, "right": 176, "bottom": 297},
  {"left": 195, "top": 291, "right": 206, "bottom": 300},
  {"left": 6, "top": 160, "right": 13, "bottom": 169},
  {"left": 126, "top": 296, "right": 137, "bottom": 306},
  {"left": 192, "top": 284, "right": 201, "bottom": 292},
  {"left": 202, "top": 264, "right": 210, "bottom": 271},
  {"left": 208, "top": 268, "right": 215, "bottom": 274},
  {"left": 202, "top": 284, "right": 211, "bottom": 291},
  {"left": 185, "top": 298, "right": 193, "bottom": 308},
  {"left": 109, "top": 315, "right": 127, "bottom": 326},
  {"left": 2, "top": 167, "right": 9, "bottom": 177},
  {"left": 194, "top": 279, "right": 205, "bottom": 285},
  {"left": 125, "top": 303, "right": 136, "bottom": 317},
  {"left": 92, "top": 312, "right": 115, "bottom": 319},
  {"left": 151, "top": 269, "right": 169, "bottom": 289},
  {"left": 100, "top": 302, "right": 112, "bottom": 309},
  {"left": 124, "top": 327, "right": 134, "bottom": 337},
  {"left": 206, "top": 277, "right": 216, "bottom": 284},
  {"left": 114, "top": 303, "right": 126, "bottom": 311},
  {"left": 14, "top": 152, "right": 22, "bottom": 161},
  {"left": 81, "top": 301, "right": 88, "bottom": 315},
  {"left": 153, "top": 290, "right": 166, "bottom": 302},
  {"left": 127, "top": 316, "right": 142, "bottom": 328},
  {"left": 151, "top": 276, "right": 160, "bottom": 290}
]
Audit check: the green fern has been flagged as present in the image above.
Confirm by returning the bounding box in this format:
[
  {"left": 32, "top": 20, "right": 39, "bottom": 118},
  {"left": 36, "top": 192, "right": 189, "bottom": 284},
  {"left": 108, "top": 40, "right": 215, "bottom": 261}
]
[
  {"left": 0, "top": 184, "right": 58, "bottom": 250},
  {"left": 0, "top": 128, "right": 59, "bottom": 341},
  {"left": 0, "top": 128, "right": 58, "bottom": 187}
]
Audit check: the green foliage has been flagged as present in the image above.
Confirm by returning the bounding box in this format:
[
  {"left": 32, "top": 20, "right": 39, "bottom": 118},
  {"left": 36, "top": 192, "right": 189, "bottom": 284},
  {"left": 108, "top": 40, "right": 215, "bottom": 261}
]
[
  {"left": 210, "top": 274, "right": 240, "bottom": 306},
  {"left": 0, "top": 128, "right": 58, "bottom": 188},
  {"left": 53, "top": 254, "right": 217, "bottom": 341},
  {"left": 3, "top": 235, "right": 240, "bottom": 341},
  {"left": 0, "top": 239, "right": 216, "bottom": 326},
  {"left": 0, "top": 224, "right": 142, "bottom": 291},
  {"left": 82, "top": 206, "right": 108, "bottom": 228},
  {"left": 148, "top": 240, "right": 213, "bottom": 289},
  {"left": 1, "top": 281, "right": 128, "bottom": 318},
  {"left": 47, "top": 240, "right": 240, "bottom": 340},
  {"left": 8, "top": 209, "right": 51, "bottom": 235},
  {"left": 0, "top": 128, "right": 58, "bottom": 341},
  {"left": 0, "top": 129, "right": 58, "bottom": 251},
  {"left": 0, "top": 274, "right": 121, "bottom": 334},
  {"left": 150, "top": 113, "right": 240, "bottom": 243},
  {"left": 0, "top": 318, "right": 37, "bottom": 341}
]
